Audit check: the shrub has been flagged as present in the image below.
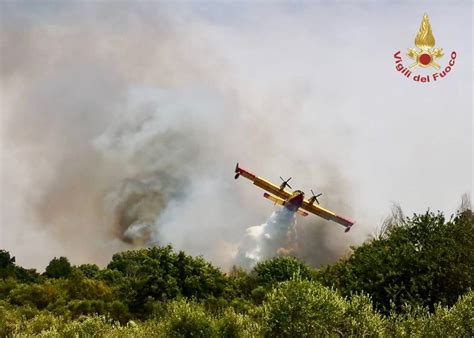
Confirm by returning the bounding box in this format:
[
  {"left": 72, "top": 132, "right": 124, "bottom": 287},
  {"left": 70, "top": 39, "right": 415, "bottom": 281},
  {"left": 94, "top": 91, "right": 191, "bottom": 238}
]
[
  {"left": 253, "top": 256, "right": 312, "bottom": 286},
  {"left": 8, "top": 282, "right": 64, "bottom": 309},
  {"left": 107, "top": 246, "right": 230, "bottom": 317},
  {"left": 45, "top": 257, "right": 72, "bottom": 279},
  {"left": 0, "top": 304, "right": 24, "bottom": 336},
  {"left": 261, "top": 280, "right": 346, "bottom": 336},
  {"left": 58, "top": 315, "right": 116, "bottom": 337},
  {"left": 0, "top": 278, "right": 18, "bottom": 299},
  {"left": 421, "top": 290, "right": 474, "bottom": 336},
  {"left": 0, "top": 250, "right": 16, "bottom": 279},
  {"left": 65, "top": 269, "right": 113, "bottom": 300},
  {"left": 316, "top": 210, "right": 474, "bottom": 313},
  {"left": 217, "top": 308, "right": 261, "bottom": 337},
  {"left": 342, "top": 293, "right": 386, "bottom": 336},
  {"left": 159, "top": 299, "right": 218, "bottom": 337},
  {"left": 78, "top": 264, "right": 101, "bottom": 278},
  {"left": 20, "top": 312, "right": 65, "bottom": 335}
]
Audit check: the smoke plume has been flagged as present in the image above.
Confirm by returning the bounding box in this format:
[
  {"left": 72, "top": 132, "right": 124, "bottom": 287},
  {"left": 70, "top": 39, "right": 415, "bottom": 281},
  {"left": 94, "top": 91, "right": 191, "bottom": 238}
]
[
  {"left": 1, "top": 2, "right": 471, "bottom": 271},
  {"left": 235, "top": 209, "right": 297, "bottom": 270}
]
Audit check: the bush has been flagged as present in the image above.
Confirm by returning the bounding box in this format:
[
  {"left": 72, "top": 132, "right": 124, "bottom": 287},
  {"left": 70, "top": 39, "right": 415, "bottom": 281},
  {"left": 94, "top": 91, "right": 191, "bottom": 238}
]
[
  {"left": 0, "top": 250, "right": 16, "bottom": 279},
  {"left": 78, "top": 264, "right": 100, "bottom": 278},
  {"left": 0, "top": 304, "right": 32, "bottom": 336},
  {"left": 217, "top": 308, "right": 261, "bottom": 337},
  {"left": 107, "top": 246, "right": 231, "bottom": 317},
  {"left": 0, "top": 278, "right": 18, "bottom": 299},
  {"left": 253, "top": 256, "right": 312, "bottom": 286},
  {"left": 227, "top": 266, "right": 258, "bottom": 300},
  {"left": 45, "top": 257, "right": 72, "bottom": 279},
  {"left": 316, "top": 210, "right": 474, "bottom": 313},
  {"left": 19, "top": 312, "right": 65, "bottom": 335},
  {"left": 385, "top": 291, "right": 474, "bottom": 336},
  {"left": 159, "top": 300, "right": 218, "bottom": 337},
  {"left": 57, "top": 315, "right": 116, "bottom": 337},
  {"left": 342, "top": 293, "right": 386, "bottom": 336},
  {"left": 423, "top": 290, "right": 474, "bottom": 336},
  {"left": 261, "top": 280, "right": 346, "bottom": 336},
  {"left": 8, "top": 282, "right": 64, "bottom": 310},
  {"left": 65, "top": 269, "right": 113, "bottom": 300}
]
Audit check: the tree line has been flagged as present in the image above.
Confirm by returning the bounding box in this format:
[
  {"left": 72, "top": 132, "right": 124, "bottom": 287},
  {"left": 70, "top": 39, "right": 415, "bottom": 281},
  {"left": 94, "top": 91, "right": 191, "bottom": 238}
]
[{"left": 1, "top": 209, "right": 473, "bottom": 336}]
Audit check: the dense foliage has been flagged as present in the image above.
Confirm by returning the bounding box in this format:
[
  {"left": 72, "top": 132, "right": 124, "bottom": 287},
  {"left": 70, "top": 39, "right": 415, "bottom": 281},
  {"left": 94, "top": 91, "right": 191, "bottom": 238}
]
[
  {"left": 1, "top": 209, "right": 473, "bottom": 336},
  {"left": 45, "top": 257, "right": 73, "bottom": 279},
  {"left": 315, "top": 210, "right": 474, "bottom": 313}
]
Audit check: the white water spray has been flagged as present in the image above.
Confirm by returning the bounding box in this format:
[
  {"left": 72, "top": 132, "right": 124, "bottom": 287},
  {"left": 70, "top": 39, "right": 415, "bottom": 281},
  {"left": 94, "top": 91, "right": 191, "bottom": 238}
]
[{"left": 235, "top": 208, "right": 298, "bottom": 269}]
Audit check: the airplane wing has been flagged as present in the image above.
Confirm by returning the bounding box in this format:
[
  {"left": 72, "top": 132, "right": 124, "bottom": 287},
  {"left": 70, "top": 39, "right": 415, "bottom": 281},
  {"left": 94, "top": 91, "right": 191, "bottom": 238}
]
[
  {"left": 263, "top": 192, "right": 285, "bottom": 205},
  {"left": 235, "top": 163, "right": 292, "bottom": 200},
  {"left": 300, "top": 199, "right": 355, "bottom": 231}
]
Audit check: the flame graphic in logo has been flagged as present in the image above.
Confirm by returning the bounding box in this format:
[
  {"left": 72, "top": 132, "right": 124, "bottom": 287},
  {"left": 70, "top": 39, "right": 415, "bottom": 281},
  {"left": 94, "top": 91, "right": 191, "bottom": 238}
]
[
  {"left": 415, "top": 14, "right": 436, "bottom": 50},
  {"left": 407, "top": 14, "right": 444, "bottom": 69}
]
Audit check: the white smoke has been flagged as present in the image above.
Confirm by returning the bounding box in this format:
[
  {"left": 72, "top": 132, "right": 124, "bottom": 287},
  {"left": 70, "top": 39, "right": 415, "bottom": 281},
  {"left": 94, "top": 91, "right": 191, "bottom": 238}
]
[
  {"left": 123, "top": 223, "right": 153, "bottom": 245},
  {"left": 1, "top": 2, "right": 471, "bottom": 271},
  {"left": 235, "top": 209, "right": 297, "bottom": 270}
]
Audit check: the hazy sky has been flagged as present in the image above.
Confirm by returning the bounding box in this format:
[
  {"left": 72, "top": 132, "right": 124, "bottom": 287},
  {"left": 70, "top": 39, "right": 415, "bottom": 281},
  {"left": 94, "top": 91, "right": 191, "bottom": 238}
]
[{"left": 1, "top": 1, "right": 472, "bottom": 270}]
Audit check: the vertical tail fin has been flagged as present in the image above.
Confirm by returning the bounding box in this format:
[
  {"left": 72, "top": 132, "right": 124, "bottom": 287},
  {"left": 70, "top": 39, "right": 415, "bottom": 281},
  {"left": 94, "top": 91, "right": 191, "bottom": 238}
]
[{"left": 234, "top": 163, "right": 240, "bottom": 179}]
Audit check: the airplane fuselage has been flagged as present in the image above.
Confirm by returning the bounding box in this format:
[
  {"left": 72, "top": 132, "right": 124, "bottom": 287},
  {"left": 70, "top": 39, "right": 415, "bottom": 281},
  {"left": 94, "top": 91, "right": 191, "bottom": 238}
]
[{"left": 285, "top": 191, "right": 305, "bottom": 211}]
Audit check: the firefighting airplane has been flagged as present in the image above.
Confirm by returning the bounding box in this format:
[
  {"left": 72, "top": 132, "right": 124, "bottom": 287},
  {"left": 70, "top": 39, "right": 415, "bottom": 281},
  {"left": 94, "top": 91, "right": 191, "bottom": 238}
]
[{"left": 234, "top": 163, "right": 355, "bottom": 232}]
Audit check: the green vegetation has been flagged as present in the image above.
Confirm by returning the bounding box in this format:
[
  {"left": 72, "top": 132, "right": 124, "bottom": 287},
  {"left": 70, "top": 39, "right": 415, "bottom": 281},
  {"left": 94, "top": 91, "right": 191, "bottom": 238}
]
[
  {"left": 1, "top": 209, "right": 473, "bottom": 336},
  {"left": 314, "top": 210, "right": 474, "bottom": 313},
  {"left": 45, "top": 257, "right": 73, "bottom": 279}
]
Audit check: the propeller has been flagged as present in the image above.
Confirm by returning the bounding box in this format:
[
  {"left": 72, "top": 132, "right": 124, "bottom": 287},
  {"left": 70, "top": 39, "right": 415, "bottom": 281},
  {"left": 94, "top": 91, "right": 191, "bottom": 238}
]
[
  {"left": 279, "top": 176, "right": 292, "bottom": 190},
  {"left": 309, "top": 189, "right": 322, "bottom": 204}
]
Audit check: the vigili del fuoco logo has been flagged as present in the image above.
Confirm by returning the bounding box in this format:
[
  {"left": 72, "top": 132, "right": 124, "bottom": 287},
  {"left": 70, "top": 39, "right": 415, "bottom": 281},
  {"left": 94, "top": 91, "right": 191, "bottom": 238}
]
[{"left": 394, "top": 14, "right": 457, "bottom": 83}]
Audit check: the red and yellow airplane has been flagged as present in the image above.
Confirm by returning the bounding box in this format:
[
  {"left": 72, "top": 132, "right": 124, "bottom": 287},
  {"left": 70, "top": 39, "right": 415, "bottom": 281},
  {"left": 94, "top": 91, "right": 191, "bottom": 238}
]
[{"left": 234, "top": 163, "right": 355, "bottom": 232}]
